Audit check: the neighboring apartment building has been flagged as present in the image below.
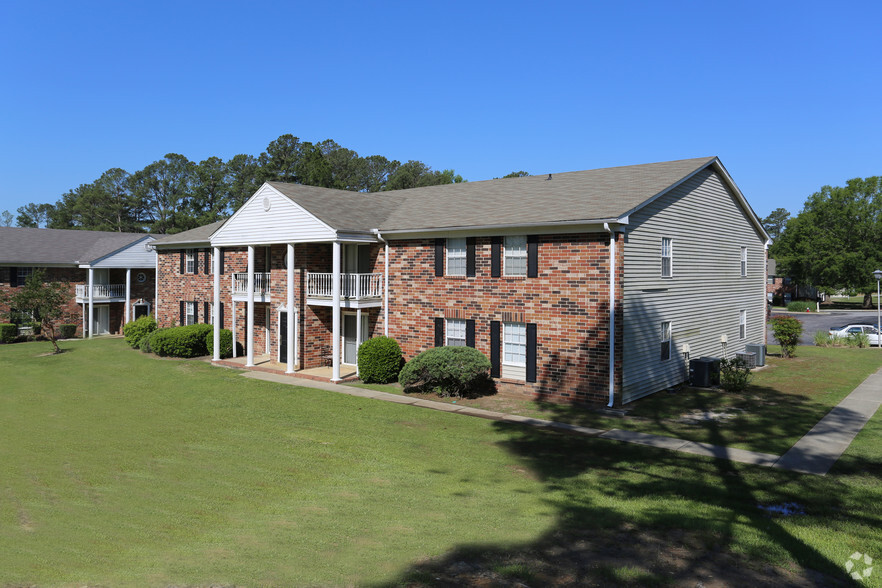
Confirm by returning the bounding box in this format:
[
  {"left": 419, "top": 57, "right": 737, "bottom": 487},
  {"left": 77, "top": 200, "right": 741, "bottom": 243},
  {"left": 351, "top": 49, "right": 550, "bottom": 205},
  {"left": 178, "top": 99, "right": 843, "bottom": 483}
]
[
  {"left": 0, "top": 227, "right": 156, "bottom": 337},
  {"left": 151, "top": 156, "right": 769, "bottom": 405}
]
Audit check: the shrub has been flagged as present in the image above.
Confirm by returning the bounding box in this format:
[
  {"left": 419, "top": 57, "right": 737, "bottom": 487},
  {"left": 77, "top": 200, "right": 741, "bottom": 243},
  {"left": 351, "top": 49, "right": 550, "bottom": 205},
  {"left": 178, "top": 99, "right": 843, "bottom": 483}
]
[
  {"left": 357, "top": 336, "right": 404, "bottom": 383},
  {"left": 771, "top": 316, "right": 803, "bottom": 358},
  {"left": 57, "top": 324, "right": 77, "bottom": 339},
  {"left": 720, "top": 357, "right": 752, "bottom": 392},
  {"left": 0, "top": 323, "right": 15, "bottom": 343},
  {"left": 786, "top": 301, "right": 811, "bottom": 312},
  {"left": 149, "top": 324, "right": 212, "bottom": 358},
  {"left": 813, "top": 330, "right": 832, "bottom": 347},
  {"left": 398, "top": 346, "right": 494, "bottom": 398},
  {"left": 123, "top": 315, "right": 157, "bottom": 348},
  {"left": 847, "top": 333, "right": 870, "bottom": 349},
  {"left": 139, "top": 329, "right": 161, "bottom": 353},
  {"left": 205, "top": 328, "right": 241, "bottom": 359}
]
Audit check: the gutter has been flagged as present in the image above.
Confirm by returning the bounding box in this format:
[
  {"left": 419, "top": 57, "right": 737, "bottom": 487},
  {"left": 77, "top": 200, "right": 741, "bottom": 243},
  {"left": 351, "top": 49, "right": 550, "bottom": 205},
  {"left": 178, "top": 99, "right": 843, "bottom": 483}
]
[
  {"left": 379, "top": 218, "right": 628, "bottom": 236},
  {"left": 603, "top": 223, "right": 617, "bottom": 408}
]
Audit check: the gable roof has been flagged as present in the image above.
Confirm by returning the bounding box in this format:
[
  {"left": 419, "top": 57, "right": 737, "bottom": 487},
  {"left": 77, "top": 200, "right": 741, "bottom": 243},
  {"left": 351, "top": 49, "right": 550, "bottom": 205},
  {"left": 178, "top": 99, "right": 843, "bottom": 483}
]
[
  {"left": 150, "top": 220, "right": 227, "bottom": 247},
  {"left": 266, "top": 182, "right": 405, "bottom": 233},
  {"left": 0, "top": 227, "right": 152, "bottom": 265}
]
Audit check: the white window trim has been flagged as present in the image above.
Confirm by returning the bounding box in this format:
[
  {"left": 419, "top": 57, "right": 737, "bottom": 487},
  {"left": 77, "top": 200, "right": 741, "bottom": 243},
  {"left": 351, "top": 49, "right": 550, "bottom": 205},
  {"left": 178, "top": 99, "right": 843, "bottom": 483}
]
[
  {"left": 741, "top": 247, "right": 747, "bottom": 277},
  {"left": 185, "top": 249, "right": 196, "bottom": 274},
  {"left": 185, "top": 301, "right": 196, "bottom": 326},
  {"left": 445, "top": 318, "right": 466, "bottom": 347},
  {"left": 661, "top": 238, "right": 672, "bottom": 278},
  {"left": 739, "top": 310, "right": 746, "bottom": 339},
  {"left": 660, "top": 320, "right": 671, "bottom": 361},
  {"left": 503, "top": 235, "right": 528, "bottom": 277},
  {"left": 446, "top": 237, "right": 466, "bottom": 276},
  {"left": 502, "top": 322, "right": 527, "bottom": 367}
]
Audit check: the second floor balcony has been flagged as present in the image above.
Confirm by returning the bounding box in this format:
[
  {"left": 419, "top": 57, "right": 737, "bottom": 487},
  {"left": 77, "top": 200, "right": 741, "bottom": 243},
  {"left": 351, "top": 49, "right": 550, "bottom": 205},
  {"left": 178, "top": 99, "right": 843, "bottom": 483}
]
[
  {"left": 231, "top": 272, "right": 271, "bottom": 301},
  {"left": 307, "top": 272, "right": 383, "bottom": 307},
  {"left": 76, "top": 284, "right": 126, "bottom": 301}
]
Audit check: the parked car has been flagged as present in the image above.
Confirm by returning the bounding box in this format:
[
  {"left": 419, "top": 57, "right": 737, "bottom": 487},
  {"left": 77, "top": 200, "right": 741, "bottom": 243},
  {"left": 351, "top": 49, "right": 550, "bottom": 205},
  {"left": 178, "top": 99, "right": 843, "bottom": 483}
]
[{"left": 829, "top": 324, "right": 881, "bottom": 345}]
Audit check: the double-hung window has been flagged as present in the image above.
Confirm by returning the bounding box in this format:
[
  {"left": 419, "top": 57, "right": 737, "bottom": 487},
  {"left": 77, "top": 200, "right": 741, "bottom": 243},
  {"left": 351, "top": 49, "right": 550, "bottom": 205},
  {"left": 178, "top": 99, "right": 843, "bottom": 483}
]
[
  {"left": 445, "top": 318, "right": 466, "bottom": 346},
  {"left": 185, "top": 301, "right": 196, "bottom": 326},
  {"left": 185, "top": 249, "right": 196, "bottom": 274},
  {"left": 446, "top": 238, "right": 466, "bottom": 276},
  {"left": 16, "top": 267, "right": 34, "bottom": 284},
  {"left": 661, "top": 238, "right": 672, "bottom": 278},
  {"left": 739, "top": 310, "right": 746, "bottom": 339},
  {"left": 503, "top": 322, "right": 527, "bottom": 379},
  {"left": 660, "top": 321, "right": 671, "bottom": 361},
  {"left": 504, "top": 236, "right": 527, "bottom": 276},
  {"left": 740, "top": 247, "right": 747, "bottom": 277}
]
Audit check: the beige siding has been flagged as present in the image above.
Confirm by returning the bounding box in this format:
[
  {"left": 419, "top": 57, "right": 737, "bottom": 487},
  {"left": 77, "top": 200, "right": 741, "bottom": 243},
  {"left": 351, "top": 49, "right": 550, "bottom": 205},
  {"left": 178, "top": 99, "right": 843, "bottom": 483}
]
[
  {"left": 211, "top": 184, "right": 336, "bottom": 246},
  {"left": 622, "top": 167, "right": 766, "bottom": 403}
]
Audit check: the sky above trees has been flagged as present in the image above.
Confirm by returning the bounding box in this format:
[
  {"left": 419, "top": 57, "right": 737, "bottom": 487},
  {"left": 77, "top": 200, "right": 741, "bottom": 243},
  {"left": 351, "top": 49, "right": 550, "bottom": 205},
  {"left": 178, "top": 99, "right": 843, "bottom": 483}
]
[{"left": 0, "top": 1, "right": 879, "bottom": 221}]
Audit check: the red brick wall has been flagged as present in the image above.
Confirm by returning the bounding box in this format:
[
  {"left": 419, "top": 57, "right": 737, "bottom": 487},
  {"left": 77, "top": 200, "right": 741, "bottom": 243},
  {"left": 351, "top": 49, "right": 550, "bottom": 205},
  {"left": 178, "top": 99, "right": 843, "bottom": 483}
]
[{"left": 385, "top": 232, "right": 623, "bottom": 404}]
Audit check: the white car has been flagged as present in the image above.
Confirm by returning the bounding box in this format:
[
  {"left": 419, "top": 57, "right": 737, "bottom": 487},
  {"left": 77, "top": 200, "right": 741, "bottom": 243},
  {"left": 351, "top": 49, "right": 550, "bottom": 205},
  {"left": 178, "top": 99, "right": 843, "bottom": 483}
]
[{"left": 828, "top": 324, "right": 881, "bottom": 345}]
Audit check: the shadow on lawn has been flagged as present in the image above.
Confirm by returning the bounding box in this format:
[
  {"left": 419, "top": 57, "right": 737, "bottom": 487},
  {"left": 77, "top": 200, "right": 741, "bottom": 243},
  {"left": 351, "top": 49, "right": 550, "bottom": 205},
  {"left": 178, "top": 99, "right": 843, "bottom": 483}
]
[{"left": 379, "top": 418, "right": 857, "bottom": 587}]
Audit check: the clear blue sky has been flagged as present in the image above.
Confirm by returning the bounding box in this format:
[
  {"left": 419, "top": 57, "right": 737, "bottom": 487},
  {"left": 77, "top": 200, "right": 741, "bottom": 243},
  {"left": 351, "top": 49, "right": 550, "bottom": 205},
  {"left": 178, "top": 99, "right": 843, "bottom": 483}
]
[{"left": 1, "top": 1, "right": 879, "bottom": 222}]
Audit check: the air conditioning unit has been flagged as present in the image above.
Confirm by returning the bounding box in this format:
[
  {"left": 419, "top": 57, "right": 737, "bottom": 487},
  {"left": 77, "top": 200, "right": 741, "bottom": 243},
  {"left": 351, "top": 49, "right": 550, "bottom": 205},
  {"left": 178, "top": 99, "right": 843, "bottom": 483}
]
[
  {"left": 745, "top": 343, "right": 766, "bottom": 366},
  {"left": 736, "top": 351, "right": 757, "bottom": 369},
  {"left": 690, "top": 357, "right": 721, "bottom": 387}
]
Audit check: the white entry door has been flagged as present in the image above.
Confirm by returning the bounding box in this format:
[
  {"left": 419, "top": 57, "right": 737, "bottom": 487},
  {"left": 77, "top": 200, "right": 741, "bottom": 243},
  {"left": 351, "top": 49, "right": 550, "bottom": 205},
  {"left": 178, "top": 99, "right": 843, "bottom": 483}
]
[
  {"left": 92, "top": 305, "right": 110, "bottom": 335},
  {"left": 342, "top": 314, "right": 369, "bottom": 365}
]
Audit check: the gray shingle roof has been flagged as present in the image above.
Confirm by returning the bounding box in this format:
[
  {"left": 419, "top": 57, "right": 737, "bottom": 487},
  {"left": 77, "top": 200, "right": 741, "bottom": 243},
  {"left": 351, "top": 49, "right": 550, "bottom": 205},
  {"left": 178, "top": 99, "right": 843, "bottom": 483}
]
[
  {"left": 150, "top": 220, "right": 227, "bottom": 247},
  {"left": 266, "top": 182, "right": 405, "bottom": 232},
  {"left": 0, "top": 227, "right": 150, "bottom": 265}
]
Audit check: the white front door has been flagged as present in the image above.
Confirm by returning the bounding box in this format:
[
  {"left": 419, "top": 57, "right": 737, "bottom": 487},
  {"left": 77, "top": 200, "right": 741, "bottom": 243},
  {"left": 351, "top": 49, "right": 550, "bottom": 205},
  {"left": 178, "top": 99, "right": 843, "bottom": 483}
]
[
  {"left": 342, "top": 314, "right": 369, "bottom": 365},
  {"left": 92, "top": 305, "right": 110, "bottom": 335}
]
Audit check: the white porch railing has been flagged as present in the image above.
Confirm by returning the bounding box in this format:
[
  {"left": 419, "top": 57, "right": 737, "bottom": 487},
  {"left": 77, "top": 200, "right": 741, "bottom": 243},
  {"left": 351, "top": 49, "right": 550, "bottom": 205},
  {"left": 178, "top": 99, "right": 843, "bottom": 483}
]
[
  {"left": 231, "top": 272, "right": 271, "bottom": 295},
  {"left": 307, "top": 272, "right": 383, "bottom": 299},
  {"left": 75, "top": 284, "right": 125, "bottom": 299}
]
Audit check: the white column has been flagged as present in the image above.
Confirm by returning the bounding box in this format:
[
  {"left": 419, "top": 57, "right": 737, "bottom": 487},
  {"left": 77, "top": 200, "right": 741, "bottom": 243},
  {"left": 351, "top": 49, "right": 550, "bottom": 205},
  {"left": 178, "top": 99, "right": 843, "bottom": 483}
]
[
  {"left": 384, "top": 240, "right": 390, "bottom": 337},
  {"left": 356, "top": 307, "right": 362, "bottom": 377},
  {"left": 232, "top": 301, "right": 238, "bottom": 358},
  {"left": 286, "top": 243, "right": 295, "bottom": 373},
  {"left": 331, "top": 241, "right": 341, "bottom": 382},
  {"left": 246, "top": 245, "right": 255, "bottom": 367},
  {"left": 81, "top": 303, "right": 86, "bottom": 338},
  {"left": 213, "top": 246, "right": 221, "bottom": 361},
  {"left": 88, "top": 268, "right": 94, "bottom": 339},
  {"left": 125, "top": 268, "right": 131, "bottom": 324}
]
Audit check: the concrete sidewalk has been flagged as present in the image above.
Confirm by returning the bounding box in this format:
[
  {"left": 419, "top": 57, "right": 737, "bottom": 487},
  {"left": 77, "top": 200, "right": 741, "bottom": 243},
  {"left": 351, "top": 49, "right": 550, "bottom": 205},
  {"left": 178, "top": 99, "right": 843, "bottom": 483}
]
[{"left": 237, "top": 367, "right": 882, "bottom": 476}]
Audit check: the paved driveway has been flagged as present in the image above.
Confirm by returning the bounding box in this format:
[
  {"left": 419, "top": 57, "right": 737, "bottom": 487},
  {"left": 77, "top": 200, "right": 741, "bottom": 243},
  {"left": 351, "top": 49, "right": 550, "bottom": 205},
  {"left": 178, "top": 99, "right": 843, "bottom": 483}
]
[{"left": 767, "top": 310, "right": 882, "bottom": 345}]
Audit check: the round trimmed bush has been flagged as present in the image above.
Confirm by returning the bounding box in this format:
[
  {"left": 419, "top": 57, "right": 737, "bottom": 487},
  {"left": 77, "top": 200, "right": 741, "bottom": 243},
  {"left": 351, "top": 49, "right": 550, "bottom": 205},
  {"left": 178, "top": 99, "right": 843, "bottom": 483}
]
[
  {"left": 0, "top": 323, "right": 16, "bottom": 343},
  {"left": 149, "top": 324, "right": 212, "bottom": 358},
  {"left": 398, "top": 346, "right": 493, "bottom": 398},
  {"left": 205, "top": 328, "right": 242, "bottom": 359},
  {"left": 357, "top": 336, "right": 403, "bottom": 383},
  {"left": 123, "top": 315, "right": 157, "bottom": 348}
]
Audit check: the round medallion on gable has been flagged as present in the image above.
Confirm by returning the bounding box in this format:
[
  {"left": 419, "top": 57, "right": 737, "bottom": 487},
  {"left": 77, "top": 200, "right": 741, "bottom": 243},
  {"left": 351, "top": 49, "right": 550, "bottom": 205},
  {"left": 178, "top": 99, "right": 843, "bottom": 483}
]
[{"left": 263, "top": 196, "right": 272, "bottom": 212}]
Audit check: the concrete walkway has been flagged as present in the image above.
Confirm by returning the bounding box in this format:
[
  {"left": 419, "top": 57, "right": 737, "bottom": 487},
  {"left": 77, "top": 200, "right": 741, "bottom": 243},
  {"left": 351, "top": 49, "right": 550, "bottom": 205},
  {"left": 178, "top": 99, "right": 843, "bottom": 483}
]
[{"left": 237, "top": 367, "right": 882, "bottom": 476}]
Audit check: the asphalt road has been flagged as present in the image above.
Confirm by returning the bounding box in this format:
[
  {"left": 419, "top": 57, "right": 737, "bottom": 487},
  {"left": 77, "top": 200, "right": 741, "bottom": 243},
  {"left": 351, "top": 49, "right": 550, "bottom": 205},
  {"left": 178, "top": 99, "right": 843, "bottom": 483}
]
[{"left": 767, "top": 310, "right": 882, "bottom": 345}]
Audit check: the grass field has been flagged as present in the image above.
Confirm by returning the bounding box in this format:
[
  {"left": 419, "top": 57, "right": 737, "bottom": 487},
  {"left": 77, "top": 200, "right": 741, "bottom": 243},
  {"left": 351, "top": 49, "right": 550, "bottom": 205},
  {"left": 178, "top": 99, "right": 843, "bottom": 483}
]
[{"left": 1, "top": 338, "right": 881, "bottom": 586}]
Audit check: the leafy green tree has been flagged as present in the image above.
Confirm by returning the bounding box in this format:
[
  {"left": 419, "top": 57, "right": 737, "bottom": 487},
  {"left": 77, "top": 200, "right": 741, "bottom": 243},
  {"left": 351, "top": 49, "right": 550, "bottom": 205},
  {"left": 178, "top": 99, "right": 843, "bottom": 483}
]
[
  {"left": 297, "top": 142, "right": 334, "bottom": 188},
  {"left": 0, "top": 269, "right": 71, "bottom": 353},
  {"left": 384, "top": 160, "right": 463, "bottom": 191},
  {"left": 359, "top": 155, "right": 398, "bottom": 192},
  {"left": 770, "top": 316, "right": 803, "bottom": 358},
  {"left": 258, "top": 134, "right": 303, "bottom": 183},
  {"left": 191, "top": 156, "right": 230, "bottom": 225},
  {"left": 0, "top": 210, "right": 12, "bottom": 226},
  {"left": 130, "top": 153, "right": 195, "bottom": 233},
  {"left": 501, "top": 170, "right": 530, "bottom": 178},
  {"left": 15, "top": 203, "right": 54, "bottom": 228},
  {"left": 761, "top": 207, "right": 790, "bottom": 241},
  {"left": 771, "top": 177, "right": 882, "bottom": 307},
  {"left": 227, "top": 153, "right": 261, "bottom": 210}
]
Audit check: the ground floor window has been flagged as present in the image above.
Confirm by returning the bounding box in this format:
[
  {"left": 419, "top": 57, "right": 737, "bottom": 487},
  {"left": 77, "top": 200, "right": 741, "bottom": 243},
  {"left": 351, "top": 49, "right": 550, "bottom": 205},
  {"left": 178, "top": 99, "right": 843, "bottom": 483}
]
[
  {"left": 739, "top": 310, "right": 746, "bottom": 339},
  {"left": 185, "top": 301, "right": 196, "bottom": 326},
  {"left": 502, "top": 322, "right": 527, "bottom": 380},
  {"left": 445, "top": 318, "right": 466, "bottom": 346}
]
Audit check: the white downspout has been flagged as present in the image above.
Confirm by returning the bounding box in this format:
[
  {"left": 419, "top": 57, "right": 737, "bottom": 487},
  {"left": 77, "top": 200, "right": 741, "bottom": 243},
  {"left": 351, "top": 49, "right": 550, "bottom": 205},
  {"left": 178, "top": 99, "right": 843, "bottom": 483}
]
[{"left": 604, "top": 223, "right": 616, "bottom": 408}]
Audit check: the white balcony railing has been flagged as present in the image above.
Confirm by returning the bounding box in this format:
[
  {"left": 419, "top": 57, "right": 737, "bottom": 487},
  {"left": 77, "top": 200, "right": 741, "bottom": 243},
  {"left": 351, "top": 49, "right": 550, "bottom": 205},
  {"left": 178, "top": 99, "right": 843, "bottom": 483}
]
[
  {"left": 231, "top": 272, "right": 271, "bottom": 296},
  {"left": 307, "top": 272, "right": 383, "bottom": 300},
  {"left": 76, "top": 284, "right": 125, "bottom": 299}
]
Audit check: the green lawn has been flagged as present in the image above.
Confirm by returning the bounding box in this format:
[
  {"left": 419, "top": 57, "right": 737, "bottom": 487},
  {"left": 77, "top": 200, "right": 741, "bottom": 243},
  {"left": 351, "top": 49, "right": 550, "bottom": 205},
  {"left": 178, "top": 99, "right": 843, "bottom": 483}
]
[{"left": 1, "top": 338, "right": 881, "bottom": 586}]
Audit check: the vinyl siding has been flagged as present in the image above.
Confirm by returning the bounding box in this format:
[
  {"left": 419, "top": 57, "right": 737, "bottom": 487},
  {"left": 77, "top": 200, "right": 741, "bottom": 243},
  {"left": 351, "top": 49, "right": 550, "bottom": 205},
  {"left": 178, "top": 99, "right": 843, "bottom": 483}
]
[
  {"left": 211, "top": 184, "right": 336, "bottom": 246},
  {"left": 90, "top": 238, "right": 156, "bottom": 268},
  {"left": 622, "top": 167, "right": 766, "bottom": 402}
]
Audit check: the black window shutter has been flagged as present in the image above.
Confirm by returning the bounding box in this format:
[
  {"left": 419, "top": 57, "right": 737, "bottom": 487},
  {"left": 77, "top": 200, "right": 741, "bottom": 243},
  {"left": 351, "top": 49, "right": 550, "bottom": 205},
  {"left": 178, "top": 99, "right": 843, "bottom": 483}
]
[
  {"left": 491, "top": 237, "right": 502, "bottom": 278},
  {"left": 9, "top": 267, "right": 17, "bottom": 287},
  {"left": 490, "top": 320, "right": 500, "bottom": 377},
  {"left": 466, "top": 319, "right": 475, "bottom": 348},
  {"left": 193, "top": 301, "right": 198, "bottom": 323},
  {"left": 204, "top": 248, "right": 211, "bottom": 274},
  {"left": 219, "top": 248, "right": 225, "bottom": 275},
  {"left": 526, "top": 323, "right": 538, "bottom": 382},
  {"left": 194, "top": 250, "right": 201, "bottom": 274},
  {"left": 527, "top": 235, "right": 539, "bottom": 278},
  {"left": 179, "top": 301, "right": 184, "bottom": 325},
  {"left": 466, "top": 237, "right": 476, "bottom": 277},
  {"left": 180, "top": 251, "right": 185, "bottom": 274},
  {"left": 434, "top": 317, "right": 444, "bottom": 347},
  {"left": 203, "top": 301, "right": 210, "bottom": 323},
  {"left": 219, "top": 302, "right": 224, "bottom": 328},
  {"left": 434, "top": 239, "right": 444, "bottom": 277}
]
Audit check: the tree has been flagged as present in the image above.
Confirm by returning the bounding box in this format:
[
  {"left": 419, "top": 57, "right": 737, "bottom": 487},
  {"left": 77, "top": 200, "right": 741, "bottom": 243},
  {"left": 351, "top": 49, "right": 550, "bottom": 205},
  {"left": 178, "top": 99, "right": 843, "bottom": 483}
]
[
  {"left": 501, "top": 171, "right": 530, "bottom": 178},
  {"left": 16, "top": 203, "right": 54, "bottom": 228},
  {"left": 761, "top": 207, "right": 790, "bottom": 241},
  {"left": 384, "top": 160, "right": 463, "bottom": 191},
  {"left": 130, "top": 153, "right": 195, "bottom": 234},
  {"left": 227, "top": 153, "right": 261, "bottom": 211},
  {"left": 0, "top": 210, "right": 12, "bottom": 226},
  {"left": 771, "top": 177, "right": 882, "bottom": 307},
  {"left": 258, "top": 134, "right": 303, "bottom": 183},
  {"left": 191, "top": 156, "right": 230, "bottom": 225},
  {"left": 0, "top": 269, "right": 71, "bottom": 353}
]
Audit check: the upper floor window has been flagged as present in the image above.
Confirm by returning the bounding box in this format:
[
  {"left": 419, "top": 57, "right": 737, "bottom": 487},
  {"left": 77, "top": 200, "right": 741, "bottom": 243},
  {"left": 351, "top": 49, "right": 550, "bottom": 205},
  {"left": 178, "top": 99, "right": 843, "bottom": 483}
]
[
  {"left": 660, "top": 321, "right": 671, "bottom": 361},
  {"left": 661, "top": 238, "right": 672, "bottom": 278},
  {"left": 185, "top": 249, "right": 196, "bottom": 274},
  {"left": 447, "top": 238, "right": 466, "bottom": 276},
  {"left": 741, "top": 247, "right": 747, "bottom": 277},
  {"left": 445, "top": 318, "right": 466, "bottom": 346},
  {"left": 504, "top": 235, "right": 527, "bottom": 276}
]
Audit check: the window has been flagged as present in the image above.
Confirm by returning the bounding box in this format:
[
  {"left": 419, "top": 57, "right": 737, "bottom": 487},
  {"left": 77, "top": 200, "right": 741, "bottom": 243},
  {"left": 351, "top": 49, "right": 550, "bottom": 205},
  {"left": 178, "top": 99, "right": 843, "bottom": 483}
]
[
  {"left": 504, "top": 235, "right": 527, "bottom": 276},
  {"left": 185, "top": 249, "right": 196, "bottom": 274},
  {"left": 661, "top": 238, "right": 672, "bottom": 278},
  {"left": 503, "top": 322, "right": 527, "bottom": 366},
  {"left": 739, "top": 310, "right": 746, "bottom": 339},
  {"left": 17, "top": 267, "right": 33, "bottom": 283},
  {"left": 446, "top": 238, "right": 466, "bottom": 276},
  {"left": 445, "top": 318, "right": 466, "bottom": 346},
  {"left": 185, "top": 301, "right": 196, "bottom": 326},
  {"left": 660, "top": 321, "right": 671, "bottom": 361},
  {"left": 741, "top": 247, "right": 747, "bottom": 277}
]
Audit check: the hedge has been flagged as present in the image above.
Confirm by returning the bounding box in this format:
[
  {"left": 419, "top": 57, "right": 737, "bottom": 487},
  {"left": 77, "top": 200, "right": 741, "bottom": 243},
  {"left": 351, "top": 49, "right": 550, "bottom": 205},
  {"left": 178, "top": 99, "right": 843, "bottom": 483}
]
[
  {"left": 123, "top": 315, "right": 157, "bottom": 349},
  {"left": 398, "top": 346, "right": 494, "bottom": 398},
  {"left": 58, "top": 324, "right": 78, "bottom": 339},
  {"left": 786, "top": 300, "right": 812, "bottom": 312},
  {"left": 205, "top": 328, "right": 242, "bottom": 359},
  {"left": 0, "top": 323, "right": 15, "bottom": 344},
  {"left": 357, "top": 336, "right": 403, "bottom": 383},
  {"left": 148, "top": 324, "right": 213, "bottom": 358}
]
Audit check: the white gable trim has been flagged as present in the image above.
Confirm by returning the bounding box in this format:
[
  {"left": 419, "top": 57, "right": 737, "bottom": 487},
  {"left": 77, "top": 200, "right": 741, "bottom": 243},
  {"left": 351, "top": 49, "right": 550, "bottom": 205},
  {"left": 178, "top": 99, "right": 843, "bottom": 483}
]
[
  {"left": 211, "top": 183, "right": 338, "bottom": 246},
  {"left": 80, "top": 236, "right": 157, "bottom": 268}
]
